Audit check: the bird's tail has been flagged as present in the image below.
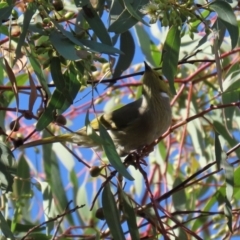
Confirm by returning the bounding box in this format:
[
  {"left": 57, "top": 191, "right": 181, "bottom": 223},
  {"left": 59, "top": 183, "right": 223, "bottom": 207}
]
[{"left": 19, "top": 131, "right": 96, "bottom": 149}]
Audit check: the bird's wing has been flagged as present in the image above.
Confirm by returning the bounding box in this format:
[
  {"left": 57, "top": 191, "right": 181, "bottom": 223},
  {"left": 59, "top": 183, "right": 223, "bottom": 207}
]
[{"left": 98, "top": 97, "right": 147, "bottom": 130}]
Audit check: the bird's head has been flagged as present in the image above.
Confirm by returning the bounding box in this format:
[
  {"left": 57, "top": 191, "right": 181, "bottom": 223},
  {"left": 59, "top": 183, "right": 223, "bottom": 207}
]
[{"left": 142, "top": 61, "right": 172, "bottom": 100}]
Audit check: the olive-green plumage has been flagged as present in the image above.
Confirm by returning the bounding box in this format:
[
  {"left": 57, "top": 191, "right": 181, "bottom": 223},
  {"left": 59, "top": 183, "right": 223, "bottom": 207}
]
[{"left": 21, "top": 62, "right": 172, "bottom": 156}]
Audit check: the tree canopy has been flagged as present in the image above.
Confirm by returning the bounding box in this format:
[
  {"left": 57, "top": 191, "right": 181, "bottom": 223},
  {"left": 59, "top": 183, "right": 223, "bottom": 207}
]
[{"left": 0, "top": 0, "right": 240, "bottom": 239}]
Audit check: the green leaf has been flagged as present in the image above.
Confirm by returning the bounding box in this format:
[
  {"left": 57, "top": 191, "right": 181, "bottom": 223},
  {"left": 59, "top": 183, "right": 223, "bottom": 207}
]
[
  {"left": 57, "top": 65, "right": 81, "bottom": 114},
  {"left": 27, "top": 48, "right": 51, "bottom": 96},
  {"left": 108, "top": 0, "right": 147, "bottom": 33},
  {"left": 150, "top": 42, "right": 161, "bottom": 66},
  {"left": 50, "top": 57, "right": 73, "bottom": 105},
  {"left": 36, "top": 108, "right": 54, "bottom": 131},
  {"left": 70, "top": 170, "right": 79, "bottom": 194},
  {"left": 172, "top": 177, "right": 187, "bottom": 211},
  {"left": 222, "top": 160, "right": 234, "bottom": 203},
  {"left": 39, "top": 181, "right": 54, "bottom": 228},
  {"left": 187, "top": 101, "right": 205, "bottom": 157},
  {"left": 134, "top": 24, "right": 155, "bottom": 66},
  {"left": 102, "top": 183, "right": 125, "bottom": 240},
  {"left": 49, "top": 30, "right": 80, "bottom": 61},
  {"left": 85, "top": 111, "right": 103, "bottom": 146},
  {"left": 214, "top": 132, "right": 223, "bottom": 170},
  {"left": 231, "top": 166, "right": 240, "bottom": 215},
  {"left": 108, "top": 9, "right": 138, "bottom": 34},
  {"left": 122, "top": 0, "right": 149, "bottom": 26},
  {"left": 14, "top": 154, "right": 31, "bottom": 197},
  {"left": 54, "top": 25, "right": 122, "bottom": 55},
  {"left": 0, "top": 25, "right": 8, "bottom": 36},
  {"left": 213, "top": 121, "right": 240, "bottom": 158},
  {"left": 99, "top": 124, "right": 134, "bottom": 181},
  {"left": 4, "top": 58, "right": 19, "bottom": 109},
  {"left": 42, "top": 131, "right": 74, "bottom": 225},
  {"left": 162, "top": 25, "right": 180, "bottom": 95},
  {"left": 80, "top": 39, "right": 122, "bottom": 55},
  {"left": 15, "top": 3, "right": 37, "bottom": 59},
  {"left": 0, "top": 212, "right": 14, "bottom": 240},
  {"left": 113, "top": 31, "right": 135, "bottom": 79},
  {"left": 209, "top": 0, "right": 238, "bottom": 49},
  {"left": 192, "top": 187, "right": 225, "bottom": 231},
  {"left": 36, "top": 89, "right": 65, "bottom": 131},
  {"left": 121, "top": 191, "right": 140, "bottom": 239},
  {"left": 224, "top": 198, "right": 232, "bottom": 232},
  {"left": 0, "top": 5, "right": 13, "bottom": 27},
  {"left": 6, "top": 220, "right": 45, "bottom": 233},
  {"left": 222, "top": 70, "right": 240, "bottom": 130},
  {"left": 50, "top": 57, "right": 66, "bottom": 91},
  {"left": 0, "top": 142, "right": 17, "bottom": 192},
  {"left": 190, "top": 10, "right": 210, "bottom": 29},
  {"left": 47, "top": 89, "right": 65, "bottom": 110},
  {"left": 213, "top": 18, "right": 226, "bottom": 48},
  {"left": 81, "top": 6, "right": 112, "bottom": 46},
  {"left": 108, "top": 0, "right": 124, "bottom": 26}
]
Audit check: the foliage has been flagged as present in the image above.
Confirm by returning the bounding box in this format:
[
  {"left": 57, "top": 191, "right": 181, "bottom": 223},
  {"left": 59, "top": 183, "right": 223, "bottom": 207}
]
[{"left": 0, "top": 0, "right": 240, "bottom": 239}]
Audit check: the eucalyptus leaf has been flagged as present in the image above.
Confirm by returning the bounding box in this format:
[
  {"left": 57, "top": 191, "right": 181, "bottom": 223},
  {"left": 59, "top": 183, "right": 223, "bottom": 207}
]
[
  {"left": 121, "top": 191, "right": 140, "bottom": 239},
  {"left": 102, "top": 183, "right": 125, "bottom": 240},
  {"left": 15, "top": 3, "right": 37, "bottom": 59},
  {"left": 0, "top": 212, "right": 14, "bottom": 240},
  {"left": 0, "top": 142, "right": 17, "bottom": 192},
  {"left": 99, "top": 124, "right": 134, "bottom": 181},
  {"left": 0, "top": 5, "right": 13, "bottom": 27},
  {"left": 82, "top": 6, "right": 112, "bottom": 46},
  {"left": 162, "top": 25, "right": 180, "bottom": 95},
  {"left": 209, "top": 0, "right": 238, "bottom": 49},
  {"left": 113, "top": 31, "right": 135, "bottom": 79}
]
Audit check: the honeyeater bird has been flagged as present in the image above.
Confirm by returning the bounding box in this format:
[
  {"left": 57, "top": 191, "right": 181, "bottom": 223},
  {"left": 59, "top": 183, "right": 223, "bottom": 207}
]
[{"left": 21, "top": 62, "right": 172, "bottom": 156}]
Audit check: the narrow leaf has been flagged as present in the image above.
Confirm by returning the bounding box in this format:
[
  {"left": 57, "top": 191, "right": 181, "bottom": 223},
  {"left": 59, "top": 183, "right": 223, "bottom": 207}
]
[
  {"left": 36, "top": 108, "right": 54, "bottom": 131},
  {"left": 0, "top": 6, "right": 13, "bottom": 27},
  {"left": 0, "top": 212, "right": 14, "bottom": 240},
  {"left": 27, "top": 48, "right": 51, "bottom": 96},
  {"left": 121, "top": 191, "right": 140, "bottom": 239},
  {"left": 50, "top": 57, "right": 66, "bottom": 91},
  {"left": 13, "top": 154, "right": 31, "bottom": 197},
  {"left": 85, "top": 111, "right": 102, "bottom": 146},
  {"left": 50, "top": 58, "right": 73, "bottom": 105},
  {"left": 134, "top": 24, "right": 155, "bottom": 66},
  {"left": 223, "top": 160, "right": 234, "bottom": 202},
  {"left": 214, "top": 132, "right": 222, "bottom": 170},
  {"left": 82, "top": 6, "right": 112, "bottom": 46},
  {"left": 36, "top": 89, "right": 65, "bottom": 131},
  {"left": 49, "top": 30, "right": 80, "bottom": 61},
  {"left": 108, "top": 9, "right": 138, "bottom": 34},
  {"left": 172, "top": 177, "right": 187, "bottom": 211},
  {"left": 113, "top": 30, "right": 135, "bottom": 79},
  {"left": 212, "top": 30, "right": 223, "bottom": 92},
  {"left": 209, "top": 0, "right": 238, "bottom": 49},
  {"left": 224, "top": 198, "right": 232, "bottom": 232},
  {"left": 80, "top": 39, "right": 122, "bottom": 55},
  {"left": 54, "top": 24, "right": 122, "bottom": 54},
  {"left": 28, "top": 70, "right": 37, "bottom": 112},
  {"left": 108, "top": 0, "right": 124, "bottom": 26},
  {"left": 15, "top": 2, "right": 37, "bottom": 59},
  {"left": 102, "top": 183, "right": 125, "bottom": 240},
  {"left": 4, "top": 58, "right": 19, "bottom": 109},
  {"left": 123, "top": 0, "right": 149, "bottom": 26},
  {"left": 0, "top": 142, "right": 17, "bottom": 192},
  {"left": 99, "top": 124, "right": 134, "bottom": 181},
  {"left": 162, "top": 26, "right": 180, "bottom": 94}
]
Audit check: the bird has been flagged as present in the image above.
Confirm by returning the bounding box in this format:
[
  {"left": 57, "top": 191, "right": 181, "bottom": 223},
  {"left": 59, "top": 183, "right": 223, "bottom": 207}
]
[{"left": 21, "top": 62, "right": 172, "bottom": 156}]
